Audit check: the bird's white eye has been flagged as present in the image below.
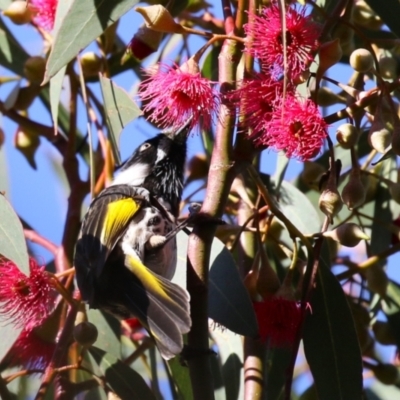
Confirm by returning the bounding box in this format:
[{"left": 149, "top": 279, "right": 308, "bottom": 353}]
[{"left": 139, "top": 143, "right": 151, "bottom": 152}]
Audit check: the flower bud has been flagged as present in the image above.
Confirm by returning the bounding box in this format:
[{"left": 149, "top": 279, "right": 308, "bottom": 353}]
[
  {"left": 80, "top": 52, "right": 102, "bottom": 77},
  {"left": 323, "top": 223, "right": 369, "bottom": 247},
  {"left": 318, "top": 39, "right": 342, "bottom": 77},
  {"left": 368, "top": 124, "right": 391, "bottom": 154},
  {"left": 372, "top": 321, "right": 396, "bottom": 345},
  {"left": 379, "top": 56, "right": 397, "bottom": 80},
  {"left": 349, "top": 48, "right": 374, "bottom": 73},
  {"left": 353, "top": 1, "right": 383, "bottom": 30},
  {"left": 73, "top": 322, "right": 98, "bottom": 347},
  {"left": 366, "top": 265, "right": 388, "bottom": 297},
  {"left": 186, "top": 154, "right": 208, "bottom": 183},
  {"left": 124, "top": 26, "right": 163, "bottom": 62},
  {"left": 336, "top": 123, "right": 360, "bottom": 149},
  {"left": 300, "top": 161, "right": 325, "bottom": 190},
  {"left": 372, "top": 363, "right": 399, "bottom": 385},
  {"left": 389, "top": 182, "right": 400, "bottom": 204},
  {"left": 24, "top": 56, "right": 46, "bottom": 84},
  {"left": 313, "top": 86, "right": 346, "bottom": 107},
  {"left": 319, "top": 187, "right": 343, "bottom": 222},
  {"left": 391, "top": 122, "right": 400, "bottom": 157},
  {"left": 256, "top": 255, "right": 281, "bottom": 300},
  {"left": 3, "top": 1, "right": 33, "bottom": 25},
  {"left": 14, "top": 127, "right": 40, "bottom": 169},
  {"left": 135, "top": 5, "right": 185, "bottom": 33},
  {"left": 341, "top": 170, "right": 366, "bottom": 210}
]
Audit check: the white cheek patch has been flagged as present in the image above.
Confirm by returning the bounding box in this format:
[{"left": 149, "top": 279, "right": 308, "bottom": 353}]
[
  {"left": 156, "top": 148, "right": 167, "bottom": 163},
  {"left": 111, "top": 163, "right": 149, "bottom": 186}
]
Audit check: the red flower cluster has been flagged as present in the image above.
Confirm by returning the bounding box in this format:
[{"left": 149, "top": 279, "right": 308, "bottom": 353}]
[
  {"left": 29, "top": 0, "right": 58, "bottom": 31},
  {"left": 253, "top": 297, "right": 302, "bottom": 347},
  {"left": 139, "top": 61, "right": 220, "bottom": 133},
  {"left": 229, "top": 2, "right": 326, "bottom": 161},
  {"left": 244, "top": 3, "right": 320, "bottom": 79},
  {"left": 0, "top": 258, "right": 57, "bottom": 369}
]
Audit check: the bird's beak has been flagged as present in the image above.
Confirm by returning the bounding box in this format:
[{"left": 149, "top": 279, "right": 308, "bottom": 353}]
[{"left": 165, "top": 115, "right": 193, "bottom": 143}]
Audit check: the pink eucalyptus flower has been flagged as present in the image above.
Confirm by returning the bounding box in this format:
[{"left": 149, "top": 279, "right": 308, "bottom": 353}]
[
  {"left": 138, "top": 60, "right": 220, "bottom": 132},
  {"left": 260, "top": 95, "right": 327, "bottom": 160},
  {"left": 0, "top": 327, "right": 56, "bottom": 370},
  {"left": 227, "top": 70, "right": 292, "bottom": 138},
  {"left": 253, "top": 297, "right": 302, "bottom": 347},
  {"left": 245, "top": 3, "right": 321, "bottom": 78},
  {"left": 0, "top": 258, "right": 56, "bottom": 330},
  {"left": 29, "top": 0, "right": 57, "bottom": 31}
]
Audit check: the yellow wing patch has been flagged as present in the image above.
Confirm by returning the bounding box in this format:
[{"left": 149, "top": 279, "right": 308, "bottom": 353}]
[
  {"left": 101, "top": 198, "right": 140, "bottom": 245},
  {"left": 125, "top": 255, "right": 169, "bottom": 302}
]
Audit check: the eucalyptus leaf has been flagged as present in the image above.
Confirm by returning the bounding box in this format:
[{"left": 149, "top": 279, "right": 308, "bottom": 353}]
[
  {"left": 303, "top": 244, "right": 363, "bottom": 400},
  {"left": 99, "top": 75, "right": 141, "bottom": 165},
  {"left": 49, "top": 66, "right": 66, "bottom": 135},
  {"left": 0, "top": 16, "right": 29, "bottom": 76},
  {"left": 87, "top": 309, "right": 121, "bottom": 357},
  {"left": 211, "top": 327, "right": 244, "bottom": 400},
  {"left": 0, "top": 194, "right": 29, "bottom": 273},
  {"left": 174, "top": 231, "right": 258, "bottom": 337},
  {"left": 0, "top": 324, "right": 23, "bottom": 367},
  {"left": 0, "top": 0, "right": 11, "bottom": 11},
  {"left": 89, "top": 346, "right": 156, "bottom": 400},
  {"left": 44, "top": 0, "right": 140, "bottom": 83},
  {"left": 365, "top": 0, "right": 400, "bottom": 38}
]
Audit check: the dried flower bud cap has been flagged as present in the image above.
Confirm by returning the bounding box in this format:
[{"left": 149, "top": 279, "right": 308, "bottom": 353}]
[
  {"left": 3, "top": 1, "right": 33, "bottom": 25},
  {"left": 336, "top": 123, "right": 360, "bottom": 149},
  {"left": 24, "top": 56, "right": 46, "bottom": 84},
  {"left": 341, "top": 170, "right": 366, "bottom": 210},
  {"left": 73, "top": 322, "right": 98, "bottom": 347},
  {"left": 319, "top": 187, "right": 343, "bottom": 222},
  {"left": 135, "top": 5, "right": 185, "bottom": 33},
  {"left": 125, "top": 26, "right": 163, "bottom": 62},
  {"left": 323, "top": 222, "right": 369, "bottom": 247},
  {"left": 179, "top": 57, "right": 200, "bottom": 75},
  {"left": 366, "top": 265, "right": 388, "bottom": 297},
  {"left": 371, "top": 363, "right": 399, "bottom": 385},
  {"left": 349, "top": 48, "right": 374, "bottom": 73}
]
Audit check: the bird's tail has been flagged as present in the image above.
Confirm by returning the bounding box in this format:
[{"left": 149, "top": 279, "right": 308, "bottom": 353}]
[{"left": 122, "top": 255, "right": 191, "bottom": 360}]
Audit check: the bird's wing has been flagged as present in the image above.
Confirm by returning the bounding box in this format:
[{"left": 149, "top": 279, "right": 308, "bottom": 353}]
[{"left": 74, "top": 184, "right": 147, "bottom": 288}]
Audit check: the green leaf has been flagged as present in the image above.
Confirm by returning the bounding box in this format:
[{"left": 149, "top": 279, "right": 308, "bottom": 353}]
[
  {"left": 264, "top": 347, "right": 292, "bottom": 400},
  {"left": 99, "top": 75, "right": 141, "bottom": 164},
  {"left": 174, "top": 232, "right": 258, "bottom": 337},
  {"left": 382, "top": 281, "right": 400, "bottom": 349},
  {"left": 0, "top": 194, "right": 29, "bottom": 273},
  {"left": 0, "top": 0, "right": 11, "bottom": 10},
  {"left": 0, "top": 16, "right": 29, "bottom": 76},
  {"left": 303, "top": 244, "right": 363, "bottom": 400},
  {"left": 49, "top": 66, "right": 67, "bottom": 135},
  {"left": 211, "top": 327, "right": 244, "bottom": 400},
  {"left": 365, "top": 0, "right": 400, "bottom": 38},
  {"left": 0, "top": 324, "right": 23, "bottom": 367},
  {"left": 168, "top": 357, "right": 194, "bottom": 400},
  {"left": 274, "top": 179, "right": 322, "bottom": 235},
  {"left": 44, "top": 0, "right": 140, "bottom": 83},
  {"left": 87, "top": 309, "right": 121, "bottom": 357},
  {"left": 89, "top": 346, "right": 156, "bottom": 400}
]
